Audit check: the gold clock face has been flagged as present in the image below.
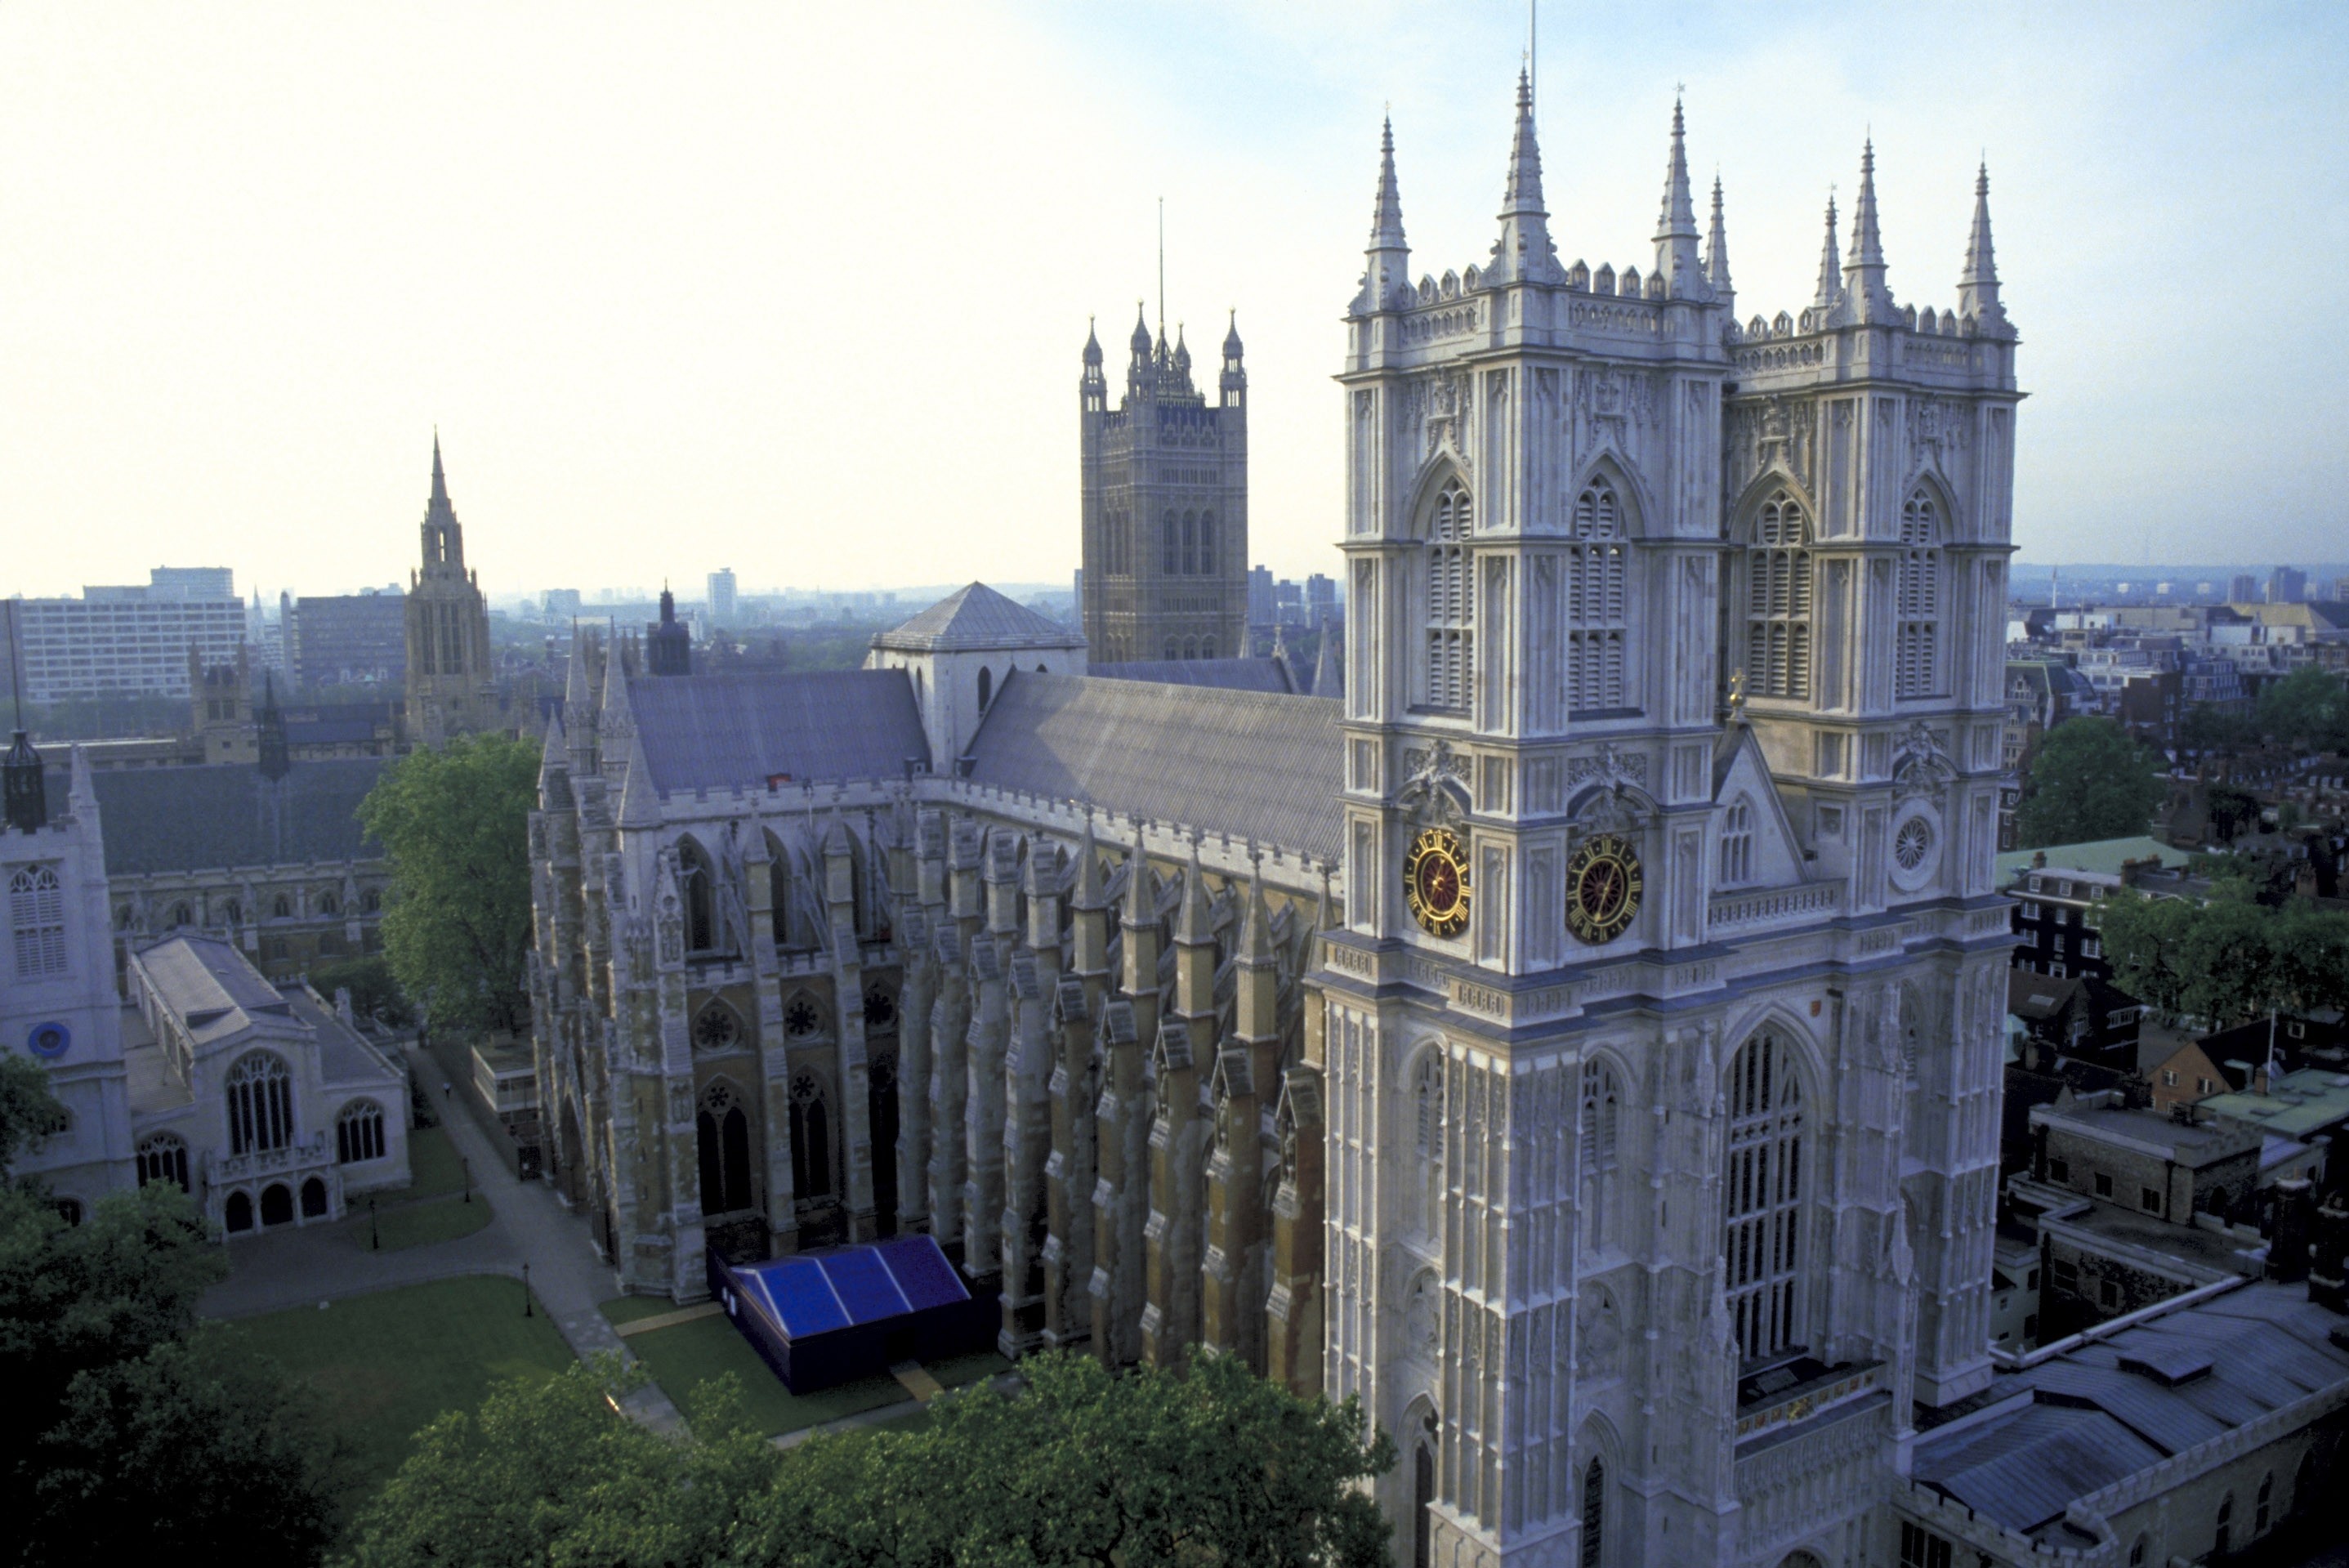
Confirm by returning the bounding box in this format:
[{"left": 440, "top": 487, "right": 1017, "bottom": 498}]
[
  {"left": 1404, "top": 827, "right": 1471, "bottom": 939},
  {"left": 1565, "top": 834, "right": 1642, "bottom": 945}
]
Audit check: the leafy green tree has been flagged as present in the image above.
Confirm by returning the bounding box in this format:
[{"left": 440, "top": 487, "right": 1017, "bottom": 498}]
[
  {"left": 739, "top": 1350, "right": 1395, "bottom": 1568},
  {"left": 2099, "top": 885, "right": 2349, "bottom": 1029},
  {"left": 2253, "top": 668, "right": 2349, "bottom": 752},
  {"left": 2204, "top": 784, "right": 2262, "bottom": 842},
  {"left": 343, "top": 1359, "right": 776, "bottom": 1568},
  {"left": 2177, "top": 703, "right": 2258, "bottom": 762},
  {"left": 2273, "top": 904, "right": 2349, "bottom": 1017},
  {"left": 2097, "top": 888, "right": 2201, "bottom": 1021},
  {"left": 308, "top": 954, "right": 415, "bottom": 1029},
  {"left": 0, "top": 1059, "right": 339, "bottom": 1567},
  {"left": 2015, "top": 718, "right": 2168, "bottom": 848},
  {"left": 356, "top": 733, "right": 541, "bottom": 1034}
]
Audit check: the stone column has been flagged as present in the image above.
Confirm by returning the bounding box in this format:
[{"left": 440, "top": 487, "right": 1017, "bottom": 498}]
[
  {"left": 962, "top": 829, "right": 1020, "bottom": 1283},
  {"left": 894, "top": 807, "right": 948, "bottom": 1234},
  {"left": 928, "top": 816, "right": 982, "bottom": 1262},
  {"left": 1044, "top": 820, "right": 1108, "bottom": 1349},
  {"left": 999, "top": 833, "right": 1061, "bottom": 1355},
  {"left": 824, "top": 818, "right": 878, "bottom": 1240}
]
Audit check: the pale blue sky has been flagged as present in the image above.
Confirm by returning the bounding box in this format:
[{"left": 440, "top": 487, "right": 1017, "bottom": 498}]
[{"left": 2, "top": 2, "right": 2342, "bottom": 598}]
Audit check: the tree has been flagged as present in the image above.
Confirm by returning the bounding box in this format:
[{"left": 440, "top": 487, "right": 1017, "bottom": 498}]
[
  {"left": 2177, "top": 702, "right": 2258, "bottom": 763},
  {"left": 739, "top": 1351, "right": 1396, "bottom": 1568},
  {"left": 0, "top": 1059, "right": 340, "bottom": 1567},
  {"left": 344, "top": 1358, "right": 775, "bottom": 1568},
  {"left": 2097, "top": 888, "right": 2199, "bottom": 1022},
  {"left": 2015, "top": 718, "right": 2167, "bottom": 848},
  {"left": 356, "top": 732, "right": 541, "bottom": 1035},
  {"left": 2253, "top": 667, "right": 2349, "bottom": 752},
  {"left": 2204, "top": 784, "right": 2262, "bottom": 842},
  {"left": 2098, "top": 885, "right": 2349, "bottom": 1029},
  {"left": 307, "top": 954, "right": 415, "bottom": 1029}
]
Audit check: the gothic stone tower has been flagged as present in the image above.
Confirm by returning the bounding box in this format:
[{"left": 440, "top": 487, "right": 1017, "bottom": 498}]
[
  {"left": 1078, "top": 309, "right": 1249, "bottom": 663},
  {"left": 1318, "top": 83, "right": 2017, "bottom": 1568},
  {"left": 404, "top": 435, "right": 498, "bottom": 745}
]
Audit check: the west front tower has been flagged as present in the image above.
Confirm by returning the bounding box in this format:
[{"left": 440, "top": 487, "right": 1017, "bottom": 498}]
[
  {"left": 1078, "top": 309, "right": 1248, "bottom": 663},
  {"left": 1315, "top": 81, "right": 2017, "bottom": 1568}
]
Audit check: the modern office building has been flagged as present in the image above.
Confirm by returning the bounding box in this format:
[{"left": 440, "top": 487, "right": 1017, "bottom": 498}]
[{"left": 7, "top": 570, "right": 247, "bottom": 703}]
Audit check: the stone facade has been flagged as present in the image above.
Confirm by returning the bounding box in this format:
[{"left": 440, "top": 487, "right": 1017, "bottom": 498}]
[
  {"left": 1078, "top": 308, "right": 1250, "bottom": 663},
  {"left": 404, "top": 436, "right": 501, "bottom": 744}
]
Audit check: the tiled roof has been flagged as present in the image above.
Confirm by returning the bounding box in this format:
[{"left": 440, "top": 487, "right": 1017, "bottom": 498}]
[
  {"left": 872, "top": 583, "right": 1085, "bottom": 653},
  {"left": 56, "top": 759, "right": 387, "bottom": 875},
  {"left": 628, "top": 668, "right": 931, "bottom": 794},
  {"left": 963, "top": 672, "right": 1343, "bottom": 864},
  {"left": 1088, "top": 657, "right": 1299, "bottom": 695}
]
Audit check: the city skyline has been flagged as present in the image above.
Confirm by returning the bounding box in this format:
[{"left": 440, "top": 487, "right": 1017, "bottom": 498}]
[{"left": 3, "top": 2, "right": 2345, "bottom": 597}]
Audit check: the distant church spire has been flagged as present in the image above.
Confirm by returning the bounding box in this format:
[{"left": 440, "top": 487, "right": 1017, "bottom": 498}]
[
  {"left": 1812, "top": 194, "right": 1842, "bottom": 310},
  {"left": 1492, "top": 68, "right": 1559, "bottom": 284},
  {"left": 1652, "top": 96, "right": 1703, "bottom": 297},
  {"left": 1842, "top": 139, "right": 1896, "bottom": 322},
  {"left": 1354, "top": 114, "right": 1410, "bottom": 315},
  {"left": 257, "top": 672, "right": 289, "bottom": 782},
  {"left": 1958, "top": 160, "right": 2010, "bottom": 334},
  {"left": 1706, "top": 173, "right": 1734, "bottom": 301},
  {"left": 431, "top": 427, "right": 448, "bottom": 506}
]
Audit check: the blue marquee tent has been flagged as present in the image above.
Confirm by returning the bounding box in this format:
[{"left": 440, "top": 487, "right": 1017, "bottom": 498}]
[{"left": 708, "top": 1235, "right": 993, "bottom": 1392}]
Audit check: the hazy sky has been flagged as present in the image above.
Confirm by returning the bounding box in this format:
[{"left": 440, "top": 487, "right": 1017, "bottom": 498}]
[{"left": 2, "top": 2, "right": 2342, "bottom": 601}]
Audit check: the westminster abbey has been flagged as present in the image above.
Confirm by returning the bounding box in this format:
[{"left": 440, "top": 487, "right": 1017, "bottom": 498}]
[{"left": 520, "top": 73, "right": 2349, "bottom": 1568}]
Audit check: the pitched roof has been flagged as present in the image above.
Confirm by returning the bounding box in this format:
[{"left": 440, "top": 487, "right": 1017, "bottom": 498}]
[
  {"left": 872, "top": 583, "right": 1086, "bottom": 653},
  {"left": 56, "top": 759, "right": 387, "bottom": 876},
  {"left": 1088, "top": 657, "right": 1300, "bottom": 695},
  {"left": 963, "top": 672, "right": 1343, "bottom": 863},
  {"left": 1911, "top": 1283, "right": 2349, "bottom": 1539},
  {"left": 132, "top": 934, "right": 302, "bottom": 1048},
  {"left": 627, "top": 668, "right": 931, "bottom": 794}
]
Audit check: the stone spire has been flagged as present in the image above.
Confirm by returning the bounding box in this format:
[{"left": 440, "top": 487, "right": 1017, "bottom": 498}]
[
  {"left": 431, "top": 429, "right": 448, "bottom": 506},
  {"left": 2, "top": 725, "right": 42, "bottom": 833},
  {"left": 1812, "top": 194, "right": 1842, "bottom": 311},
  {"left": 1354, "top": 115, "right": 1410, "bottom": 315},
  {"left": 1842, "top": 139, "right": 1896, "bottom": 323},
  {"left": 1176, "top": 838, "right": 1215, "bottom": 946},
  {"left": 1652, "top": 97, "right": 1704, "bottom": 297},
  {"left": 1957, "top": 161, "right": 2010, "bottom": 334},
  {"left": 1071, "top": 811, "right": 1106, "bottom": 911},
  {"left": 1311, "top": 618, "right": 1343, "bottom": 701},
  {"left": 1705, "top": 174, "right": 1734, "bottom": 302},
  {"left": 1491, "top": 69, "right": 1559, "bottom": 285},
  {"left": 618, "top": 735, "right": 661, "bottom": 829},
  {"left": 1082, "top": 317, "right": 1103, "bottom": 368},
  {"left": 538, "top": 709, "right": 573, "bottom": 809}
]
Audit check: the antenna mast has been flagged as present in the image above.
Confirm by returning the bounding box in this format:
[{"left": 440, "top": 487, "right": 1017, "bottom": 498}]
[{"left": 1157, "top": 197, "right": 1166, "bottom": 343}]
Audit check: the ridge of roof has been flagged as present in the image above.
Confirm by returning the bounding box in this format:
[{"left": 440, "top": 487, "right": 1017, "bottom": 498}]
[{"left": 873, "top": 583, "right": 1087, "bottom": 653}]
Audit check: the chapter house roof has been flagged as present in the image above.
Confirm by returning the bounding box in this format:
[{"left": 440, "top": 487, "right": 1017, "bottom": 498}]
[{"left": 873, "top": 583, "right": 1086, "bottom": 654}]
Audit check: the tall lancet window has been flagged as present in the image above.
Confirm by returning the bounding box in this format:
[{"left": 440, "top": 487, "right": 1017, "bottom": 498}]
[
  {"left": 1896, "top": 491, "right": 1942, "bottom": 699},
  {"left": 1724, "top": 1030, "right": 1806, "bottom": 1360},
  {"left": 1162, "top": 512, "right": 1180, "bottom": 575},
  {"left": 1411, "top": 1051, "right": 1445, "bottom": 1235},
  {"left": 678, "top": 839, "right": 718, "bottom": 954},
  {"left": 1744, "top": 492, "right": 1813, "bottom": 700},
  {"left": 1579, "top": 1057, "right": 1621, "bottom": 1252},
  {"left": 1426, "top": 480, "right": 1474, "bottom": 712},
  {"left": 1566, "top": 480, "right": 1630, "bottom": 712}
]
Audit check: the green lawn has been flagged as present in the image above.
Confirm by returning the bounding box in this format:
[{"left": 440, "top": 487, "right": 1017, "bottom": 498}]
[
  {"left": 598, "top": 1298, "right": 1016, "bottom": 1438},
  {"left": 359, "top": 1123, "right": 470, "bottom": 1204},
  {"left": 373, "top": 1191, "right": 492, "bottom": 1251},
  {"left": 221, "top": 1275, "right": 571, "bottom": 1514}
]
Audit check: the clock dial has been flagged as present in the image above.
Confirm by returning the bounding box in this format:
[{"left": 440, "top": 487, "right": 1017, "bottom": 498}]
[
  {"left": 1565, "top": 834, "right": 1642, "bottom": 945},
  {"left": 1403, "top": 827, "right": 1471, "bottom": 939}
]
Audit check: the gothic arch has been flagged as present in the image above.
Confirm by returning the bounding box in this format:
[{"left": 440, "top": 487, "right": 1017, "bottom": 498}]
[
  {"left": 676, "top": 833, "right": 721, "bottom": 954},
  {"left": 1401, "top": 454, "right": 1471, "bottom": 542},
  {"left": 1725, "top": 463, "right": 1820, "bottom": 543},
  {"left": 1569, "top": 451, "right": 1656, "bottom": 541},
  {"left": 1715, "top": 1004, "right": 1828, "bottom": 1099}
]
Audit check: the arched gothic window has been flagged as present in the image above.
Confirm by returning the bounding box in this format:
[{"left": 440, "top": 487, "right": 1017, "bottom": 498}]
[
  {"left": 2215, "top": 1492, "right": 2234, "bottom": 1557},
  {"left": 301, "top": 1176, "right": 328, "bottom": 1217},
  {"left": 976, "top": 666, "right": 994, "bottom": 714},
  {"left": 171, "top": 902, "right": 193, "bottom": 928},
  {"left": 10, "top": 866, "right": 68, "bottom": 980},
  {"left": 1566, "top": 480, "right": 1629, "bottom": 712},
  {"left": 362, "top": 888, "right": 380, "bottom": 914},
  {"left": 222, "top": 898, "right": 242, "bottom": 926},
  {"left": 1412, "top": 1410, "right": 1439, "bottom": 1568},
  {"left": 1896, "top": 491, "right": 1941, "bottom": 699},
  {"left": 1181, "top": 511, "right": 1198, "bottom": 574},
  {"left": 1744, "top": 492, "right": 1813, "bottom": 700},
  {"left": 225, "top": 1191, "right": 253, "bottom": 1232},
  {"left": 273, "top": 894, "right": 291, "bottom": 919},
  {"left": 1162, "top": 512, "right": 1180, "bottom": 575},
  {"left": 1724, "top": 1030, "right": 1806, "bottom": 1360},
  {"left": 226, "top": 1052, "right": 295, "bottom": 1155},
  {"left": 319, "top": 890, "right": 339, "bottom": 916},
  {"left": 1426, "top": 480, "right": 1474, "bottom": 712},
  {"left": 1719, "top": 797, "right": 1755, "bottom": 886},
  {"left": 1199, "top": 510, "right": 1216, "bottom": 574},
  {"left": 2257, "top": 1472, "right": 2273, "bottom": 1534},
  {"left": 697, "top": 1079, "right": 755, "bottom": 1215},
  {"left": 790, "top": 1074, "right": 832, "bottom": 1199},
  {"left": 1412, "top": 1051, "right": 1444, "bottom": 1234},
  {"left": 1581, "top": 1457, "right": 1606, "bottom": 1567},
  {"left": 337, "top": 1099, "right": 386, "bottom": 1164},
  {"left": 678, "top": 839, "right": 717, "bottom": 954},
  {"left": 136, "top": 1132, "right": 190, "bottom": 1193},
  {"left": 1580, "top": 1058, "right": 1621, "bottom": 1251}
]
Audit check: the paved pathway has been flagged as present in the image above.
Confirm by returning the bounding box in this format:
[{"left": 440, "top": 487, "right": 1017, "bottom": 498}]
[{"left": 202, "top": 1046, "right": 685, "bottom": 1432}]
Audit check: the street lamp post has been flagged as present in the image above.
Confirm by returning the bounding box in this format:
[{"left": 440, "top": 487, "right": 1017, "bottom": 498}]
[
  {"left": 369, "top": 1196, "right": 379, "bottom": 1251},
  {"left": 522, "top": 1262, "right": 532, "bottom": 1318},
  {"left": 462, "top": 1156, "right": 471, "bottom": 1204}
]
